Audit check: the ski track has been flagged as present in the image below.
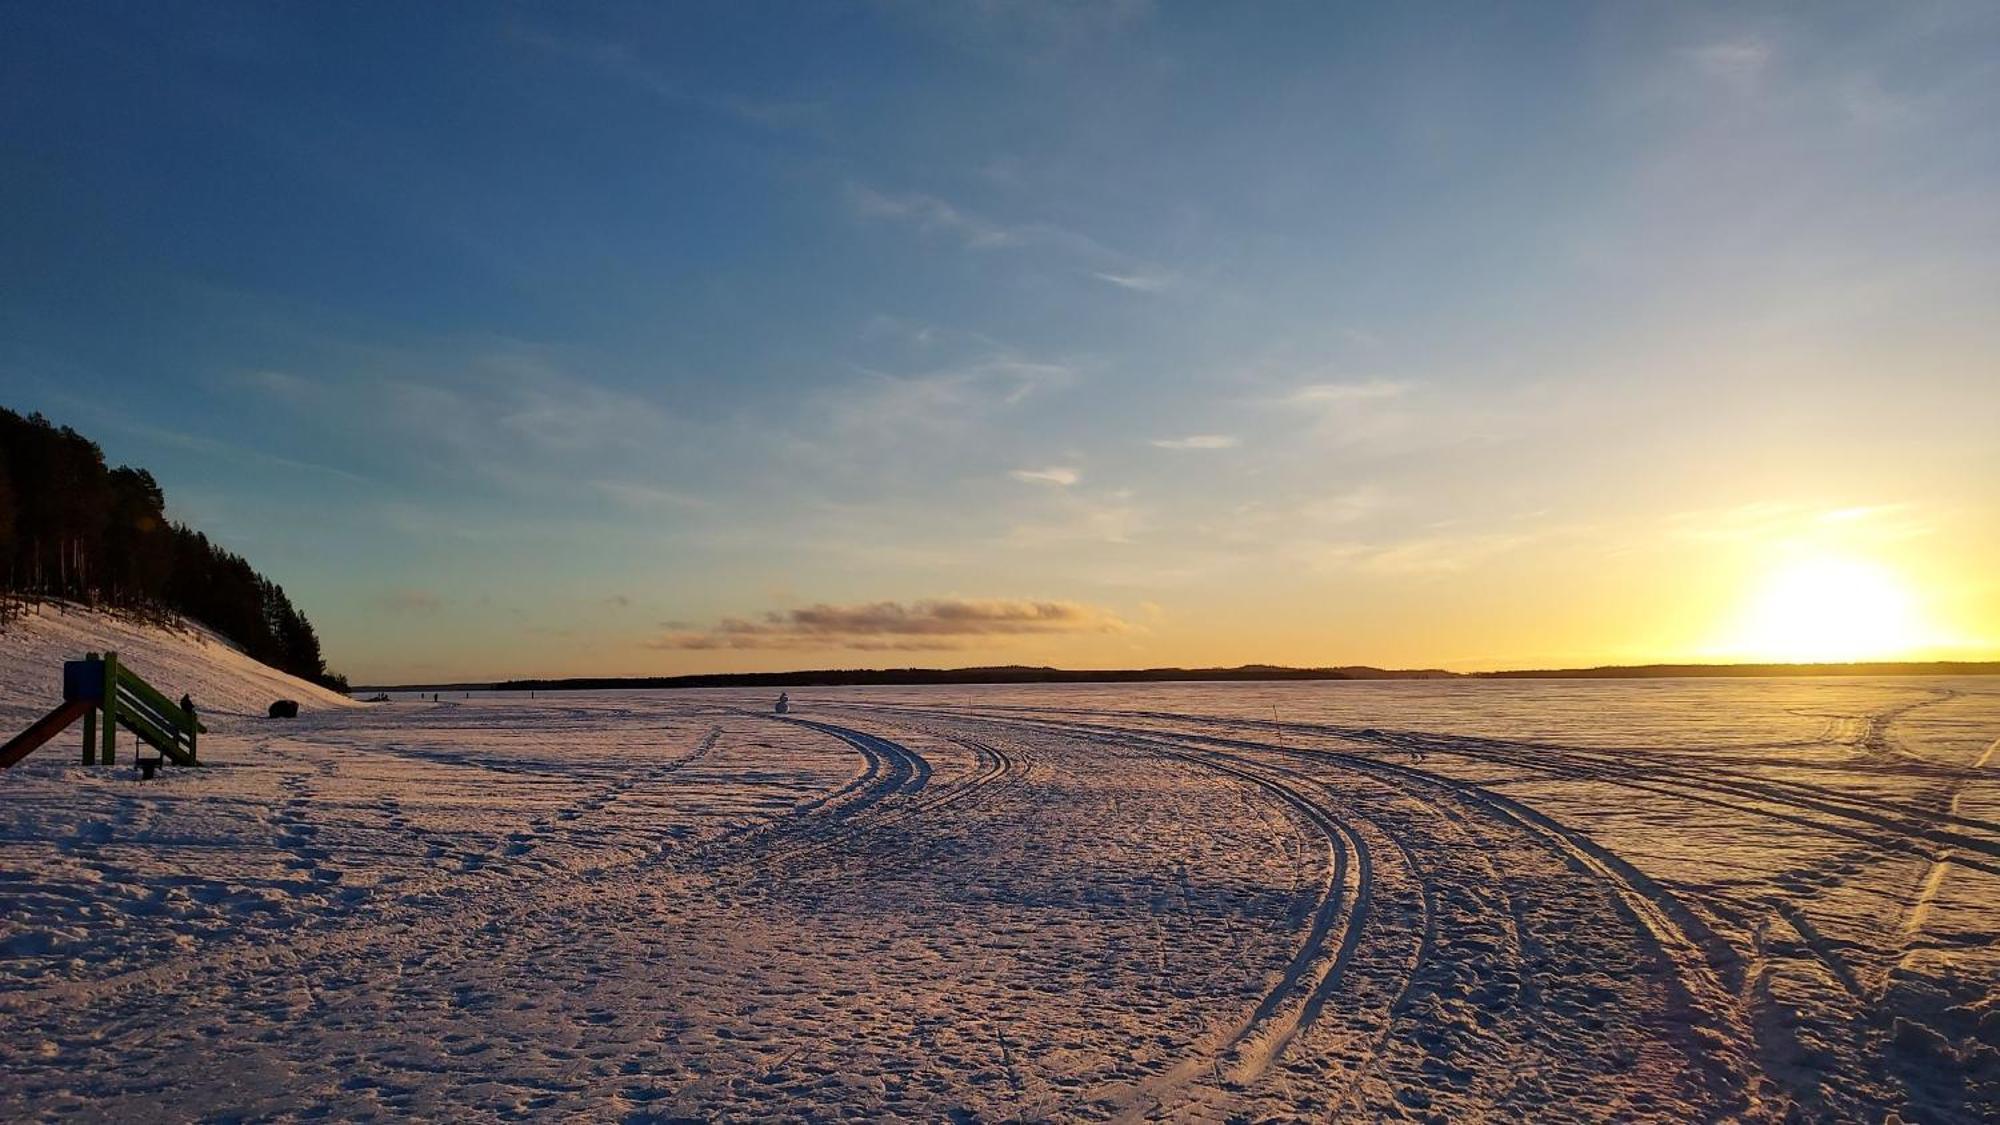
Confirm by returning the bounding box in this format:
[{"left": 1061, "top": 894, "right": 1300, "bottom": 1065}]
[{"left": 2, "top": 680, "right": 1996, "bottom": 1121}]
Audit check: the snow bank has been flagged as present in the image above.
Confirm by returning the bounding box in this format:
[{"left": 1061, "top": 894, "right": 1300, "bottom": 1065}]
[{"left": 0, "top": 601, "right": 355, "bottom": 726}]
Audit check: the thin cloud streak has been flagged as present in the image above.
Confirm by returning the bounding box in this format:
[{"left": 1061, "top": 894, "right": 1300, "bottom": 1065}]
[
  {"left": 1285, "top": 379, "right": 1411, "bottom": 405},
  {"left": 113, "top": 419, "right": 369, "bottom": 485},
  {"left": 846, "top": 182, "right": 1173, "bottom": 286},
  {"left": 591, "top": 480, "right": 710, "bottom": 510},
  {"left": 1010, "top": 466, "right": 1080, "bottom": 486},
  {"left": 649, "top": 597, "right": 1130, "bottom": 651},
  {"left": 510, "top": 24, "right": 823, "bottom": 130},
  {"left": 1093, "top": 270, "right": 1175, "bottom": 292},
  {"left": 847, "top": 184, "right": 1021, "bottom": 250}
]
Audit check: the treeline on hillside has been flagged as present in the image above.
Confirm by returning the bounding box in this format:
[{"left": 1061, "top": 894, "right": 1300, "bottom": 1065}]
[{"left": 0, "top": 407, "right": 346, "bottom": 690}]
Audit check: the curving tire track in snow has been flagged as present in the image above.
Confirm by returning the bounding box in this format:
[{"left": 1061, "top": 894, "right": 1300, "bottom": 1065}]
[
  {"left": 1092, "top": 733, "right": 1369, "bottom": 1121},
  {"left": 784, "top": 719, "right": 931, "bottom": 806},
  {"left": 929, "top": 700, "right": 2000, "bottom": 870},
  {"left": 1126, "top": 717, "right": 1770, "bottom": 1107},
  {"left": 835, "top": 700, "right": 1781, "bottom": 1121},
  {"left": 695, "top": 718, "right": 942, "bottom": 876}
]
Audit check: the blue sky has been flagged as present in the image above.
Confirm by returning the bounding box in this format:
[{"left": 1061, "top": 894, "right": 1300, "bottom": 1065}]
[{"left": 5, "top": 2, "right": 1998, "bottom": 681}]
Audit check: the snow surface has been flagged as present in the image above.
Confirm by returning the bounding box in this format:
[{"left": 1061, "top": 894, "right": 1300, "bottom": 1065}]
[
  {"left": 0, "top": 603, "right": 355, "bottom": 725},
  {"left": 1, "top": 613, "right": 1996, "bottom": 1121}
]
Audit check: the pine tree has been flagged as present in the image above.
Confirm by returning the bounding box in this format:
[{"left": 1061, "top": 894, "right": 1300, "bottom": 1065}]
[{"left": 0, "top": 405, "right": 346, "bottom": 688}]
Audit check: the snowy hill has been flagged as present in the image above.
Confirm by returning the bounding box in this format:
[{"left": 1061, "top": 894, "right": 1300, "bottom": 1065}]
[{"left": 0, "top": 601, "right": 355, "bottom": 734}]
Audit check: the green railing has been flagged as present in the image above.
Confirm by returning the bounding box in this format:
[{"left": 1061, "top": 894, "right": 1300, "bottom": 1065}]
[{"left": 81, "top": 652, "right": 204, "bottom": 767}]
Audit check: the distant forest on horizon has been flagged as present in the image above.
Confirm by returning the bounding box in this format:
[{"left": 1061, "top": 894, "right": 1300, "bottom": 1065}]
[
  {"left": 403, "top": 658, "right": 2000, "bottom": 694},
  {"left": 0, "top": 406, "right": 346, "bottom": 690}
]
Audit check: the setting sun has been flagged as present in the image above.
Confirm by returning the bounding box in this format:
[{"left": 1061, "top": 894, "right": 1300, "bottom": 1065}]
[{"left": 1721, "top": 555, "right": 1934, "bottom": 663}]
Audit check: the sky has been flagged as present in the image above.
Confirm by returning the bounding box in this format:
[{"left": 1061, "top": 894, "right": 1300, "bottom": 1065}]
[{"left": 4, "top": 2, "right": 1998, "bottom": 683}]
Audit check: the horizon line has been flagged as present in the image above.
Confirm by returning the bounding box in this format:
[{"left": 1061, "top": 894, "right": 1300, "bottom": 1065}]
[{"left": 352, "top": 657, "right": 2000, "bottom": 693}]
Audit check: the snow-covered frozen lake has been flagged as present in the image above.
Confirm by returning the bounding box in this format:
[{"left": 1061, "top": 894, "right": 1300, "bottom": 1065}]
[{"left": 3, "top": 665, "right": 1997, "bottom": 1120}]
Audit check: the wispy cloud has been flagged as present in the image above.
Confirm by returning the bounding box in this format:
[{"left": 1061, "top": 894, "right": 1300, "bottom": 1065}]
[
  {"left": 1263, "top": 377, "right": 1453, "bottom": 454},
  {"left": 591, "top": 480, "right": 709, "bottom": 510},
  {"left": 231, "top": 369, "right": 314, "bottom": 399},
  {"left": 511, "top": 24, "right": 822, "bottom": 130},
  {"left": 1665, "top": 500, "right": 1934, "bottom": 545},
  {"left": 858, "top": 314, "right": 942, "bottom": 349},
  {"left": 112, "top": 418, "right": 368, "bottom": 485},
  {"left": 847, "top": 184, "right": 1020, "bottom": 249},
  {"left": 1010, "top": 465, "right": 1080, "bottom": 486},
  {"left": 1005, "top": 490, "right": 1143, "bottom": 546},
  {"left": 1285, "top": 379, "right": 1411, "bottom": 405},
  {"left": 846, "top": 182, "right": 1173, "bottom": 287},
  {"left": 1150, "top": 434, "right": 1237, "bottom": 450},
  {"left": 1686, "top": 39, "right": 1771, "bottom": 88},
  {"left": 1300, "top": 486, "right": 1389, "bottom": 525},
  {"left": 371, "top": 351, "right": 681, "bottom": 492},
  {"left": 817, "top": 354, "right": 1076, "bottom": 441},
  {"left": 758, "top": 348, "right": 1084, "bottom": 502},
  {"left": 1315, "top": 532, "right": 1535, "bottom": 576},
  {"left": 479, "top": 354, "right": 672, "bottom": 452},
  {"left": 897, "top": 0, "right": 1158, "bottom": 60},
  {"left": 649, "top": 597, "right": 1129, "bottom": 650},
  {"left": 1194, "top": 486, "right": 1388, "bottom": 548},
  {"left": 224, "top": 333, "right": 682, "bottom": 498},
  {"left": 1092, "top": 269, "right": 1175, "bottom": 293}
]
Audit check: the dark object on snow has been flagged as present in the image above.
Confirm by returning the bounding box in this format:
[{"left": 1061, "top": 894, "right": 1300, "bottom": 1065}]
[
  {"left": 136, "top": 749, "right": 161, "bottom": 780},
  {"left": 775, "top": 692, "right": 789, "bottom": 715},
  {"left": 268, "top": 700, "right": 299, "bottom": 719},
  {"left": 364, "top": 693, "right": 390, "bottom": 703},
  {"left": 180, "top": 693, "right": 196, "bottom": 718}
]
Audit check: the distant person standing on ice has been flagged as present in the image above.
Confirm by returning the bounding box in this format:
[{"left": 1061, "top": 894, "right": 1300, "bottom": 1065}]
[{"left": 774, "top": 692, "right": 789, "bottom": 715}]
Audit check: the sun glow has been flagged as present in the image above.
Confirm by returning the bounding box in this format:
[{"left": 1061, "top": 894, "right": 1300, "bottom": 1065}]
[{"left": 1720, "top": 554, "right": 1934, "bottom": 663}]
